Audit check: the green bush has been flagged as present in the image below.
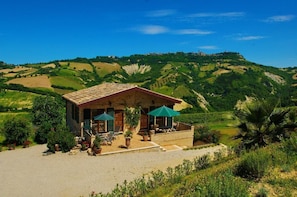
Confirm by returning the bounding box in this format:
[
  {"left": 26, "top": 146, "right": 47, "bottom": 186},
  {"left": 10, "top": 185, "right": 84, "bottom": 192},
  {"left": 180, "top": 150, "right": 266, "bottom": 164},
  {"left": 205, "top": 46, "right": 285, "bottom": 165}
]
[
  {"left": 194, "top": 125, "right": 221, "bottom": 144},
  {"left": 47, "top": 125, "right": 75, "bottom": 153},
  {"left": 191, "top": 171, "right": 250, "bottom": 197},
  {"left": 235, "top": 148, "right": 272, "bottom": 180},
  {"left": 282, "top": 134, "right": 297, "bottom": 155},
  {"left": 35, "top": 122, "right": 52, "bottom": 144},
  {"left": 194, "top": 154, "right": 211, "bottom": 171},
  {"left": 2, "top": 116, "right": 31, "bottom": 145}
]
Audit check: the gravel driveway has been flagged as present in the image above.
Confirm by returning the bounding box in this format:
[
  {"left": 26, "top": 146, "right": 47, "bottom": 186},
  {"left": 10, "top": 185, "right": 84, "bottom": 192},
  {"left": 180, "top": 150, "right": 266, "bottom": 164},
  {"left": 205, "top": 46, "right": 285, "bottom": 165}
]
[{"left": 0, "top": 144, "right": 226, "bottom": 197}]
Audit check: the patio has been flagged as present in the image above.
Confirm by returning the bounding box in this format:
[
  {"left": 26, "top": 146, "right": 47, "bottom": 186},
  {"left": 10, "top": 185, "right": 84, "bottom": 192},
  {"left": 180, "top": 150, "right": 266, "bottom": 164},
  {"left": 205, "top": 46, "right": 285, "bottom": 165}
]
[{"left": 81, "top": 133, "right": 161, "bottom": 155}]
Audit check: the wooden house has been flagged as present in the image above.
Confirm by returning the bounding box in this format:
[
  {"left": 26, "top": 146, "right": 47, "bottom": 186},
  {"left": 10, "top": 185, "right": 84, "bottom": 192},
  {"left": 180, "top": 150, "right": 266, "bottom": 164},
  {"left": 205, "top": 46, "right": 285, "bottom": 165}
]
[{"left": 62, "top": 83, "right": 181, "bottom": 137}]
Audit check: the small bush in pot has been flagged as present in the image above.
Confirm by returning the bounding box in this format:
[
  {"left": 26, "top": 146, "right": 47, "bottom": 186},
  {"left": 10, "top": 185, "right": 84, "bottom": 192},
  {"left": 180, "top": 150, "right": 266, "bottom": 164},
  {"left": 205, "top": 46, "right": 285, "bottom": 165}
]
[{"left": 92, "top": 136, "right": 102, "bottom": 154}]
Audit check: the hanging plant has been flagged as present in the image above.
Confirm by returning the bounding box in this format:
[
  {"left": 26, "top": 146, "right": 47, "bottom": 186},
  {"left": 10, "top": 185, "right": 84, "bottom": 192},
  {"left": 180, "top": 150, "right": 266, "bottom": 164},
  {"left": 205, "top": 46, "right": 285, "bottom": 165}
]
[{"left": 124, "top": 106, "right": 141, "bottom": 129}]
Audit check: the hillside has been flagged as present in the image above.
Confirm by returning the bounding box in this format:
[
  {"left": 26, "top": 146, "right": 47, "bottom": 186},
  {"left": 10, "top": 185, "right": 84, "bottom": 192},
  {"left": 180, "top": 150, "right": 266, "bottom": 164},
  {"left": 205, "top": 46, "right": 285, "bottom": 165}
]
[{"left": 1, "top": 52, "right": 297, "bottom": 112}]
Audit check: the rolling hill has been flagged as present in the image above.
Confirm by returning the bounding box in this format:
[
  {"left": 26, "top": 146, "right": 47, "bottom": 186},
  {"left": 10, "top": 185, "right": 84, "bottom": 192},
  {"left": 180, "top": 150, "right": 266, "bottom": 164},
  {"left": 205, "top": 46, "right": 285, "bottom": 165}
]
[{"left": 1, "top": 52, "right": 296, "bottom": 112}]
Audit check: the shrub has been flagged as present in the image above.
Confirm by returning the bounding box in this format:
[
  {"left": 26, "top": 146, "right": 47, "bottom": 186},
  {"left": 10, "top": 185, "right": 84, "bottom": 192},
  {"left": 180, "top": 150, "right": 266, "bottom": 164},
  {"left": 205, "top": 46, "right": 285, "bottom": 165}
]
[
  {"left": 235, "top": 148, "right": 272, "bottom": 180},
  {"left": 255, "top": 187, "right": 268, "bottom": 197},
  {"left": 3, "top": 117, "right": 31, "bottom": 145},
  {"left": 194, "top": 154, "right": 210, "bottom": 171},
  {"left": 47, "top": 125, "right": 75, "bottom": 153},
  {"left": 35, "top": 122, "right": 52, "bottom": 144},
  {"left": 194, "top": 125, "right": 221, "bottom": 144},
  {"left": 191, "top": 171, "right": 250, "bottom": 197},
  {"left": 282, "top": 134, "right": 297, "bottom": 155}
]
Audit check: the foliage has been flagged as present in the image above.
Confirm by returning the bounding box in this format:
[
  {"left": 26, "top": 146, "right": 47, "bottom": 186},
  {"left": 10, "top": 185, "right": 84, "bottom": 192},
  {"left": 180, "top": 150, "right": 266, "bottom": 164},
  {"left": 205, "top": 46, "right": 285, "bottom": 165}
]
[
  {"left": 190, "top": 171, "right": 250, "bottom": 197},
  {"left": 2, "top": 116, "right": 31, "bottom": 145},
  {"left": 235, "top": 148, "right": 272, "bottom": 180},
  {"left": 2, "top": 52, "right": 297, "bottom": 112},
  {"left": 124, "top": 130, "right": 133, "bottom": 138},
  {"left": 124, "top": 106, "right": 141, "bottom": 129},
  {"left": 90, "top": 137, "right": 297, "bottom": 197},
  {"left": 47, "top": 124, "right": 75, "bottom": 153},
  {"left": 31, "top": 96, "right": 64, "bottom": 130},
  {"left": 194, "top": 125, "right": 221, "bottom": 144},
  {"left": 282, "top": 133, "right": 297, "bottom": 156},
  {"left": 34, "top": 121, "right": 52, "bottom": 144},
  {"left": 93, "top": 135, "right": 101, "bottom": 148},
  {"left": 234, "top": 98, "right": 290, "bottom": 149}
]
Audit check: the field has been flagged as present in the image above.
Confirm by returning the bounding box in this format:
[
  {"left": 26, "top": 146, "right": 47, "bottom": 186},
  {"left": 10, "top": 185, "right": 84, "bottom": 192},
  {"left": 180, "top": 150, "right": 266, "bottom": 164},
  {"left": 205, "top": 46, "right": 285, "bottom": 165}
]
[
  {"left": 7, "top": 75, "right": 53, "bottom": 89},
  {"left": 0, "top": 90, "right": 39, "bottom": 110},
  {"left": 50, "top": 76, "right": 85, "bottom": 90},
  {"left": 92, "top": 62, "right": 121, "bottom": 77},
  {"left": 67, "top": 62, "right": 93, "bottom": 72}
]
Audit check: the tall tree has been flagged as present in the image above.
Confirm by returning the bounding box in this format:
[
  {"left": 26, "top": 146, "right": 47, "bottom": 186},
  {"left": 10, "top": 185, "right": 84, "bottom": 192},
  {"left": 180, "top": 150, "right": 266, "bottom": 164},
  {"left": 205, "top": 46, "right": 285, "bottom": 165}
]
[{"left": 31, "top": 96, "right": 64, "bottom": 130}]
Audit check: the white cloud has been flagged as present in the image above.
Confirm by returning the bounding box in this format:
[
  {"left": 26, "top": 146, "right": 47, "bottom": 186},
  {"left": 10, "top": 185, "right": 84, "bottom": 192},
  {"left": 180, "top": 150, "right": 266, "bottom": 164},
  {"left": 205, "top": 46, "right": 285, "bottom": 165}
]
[
  {"left": 264, "top": 15, "right": 295, "bottom": 22},
  {"left": 136, "top": 25, "right": 169, "bottom": 35},
  {"left": 236, "top": 36, "right": 265, "bottom": 41},
  {"left": 146, "top": 9, "right": 176, "bottom": 17},
  {"left": 175, "top": 29, "right": 214, "bottom": 35},
  {"left": 189, "top": 12, "right": 245, "bottom": 18},
  {"left": 198, "top": 45, "right": 218, "bottom": 50}
]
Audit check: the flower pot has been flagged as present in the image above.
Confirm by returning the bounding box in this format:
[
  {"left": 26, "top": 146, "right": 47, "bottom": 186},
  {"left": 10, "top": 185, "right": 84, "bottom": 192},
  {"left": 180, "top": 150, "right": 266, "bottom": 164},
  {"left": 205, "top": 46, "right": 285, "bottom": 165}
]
[
  {"left": 93, "top": 147, "right": 102, "bottom": 154},
  {"left": 125, "top": 137, "right": 131, "bottom": 148},
  {"left": 143, "top": 135, "right": 149, "bottom": 141},
  {"left": 54, "top": 144, "right": 60, "bottom": 151},
  {"left": 8, "top": 143, "right": 15, "bottom": 150}
]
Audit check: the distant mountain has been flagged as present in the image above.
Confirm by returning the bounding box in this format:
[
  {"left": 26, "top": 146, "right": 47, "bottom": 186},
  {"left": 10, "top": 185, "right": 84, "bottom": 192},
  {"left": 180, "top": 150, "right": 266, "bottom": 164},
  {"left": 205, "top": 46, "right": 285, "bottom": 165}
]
[{"left": 1, "top": 52, "right": 297, "bottom": 112}]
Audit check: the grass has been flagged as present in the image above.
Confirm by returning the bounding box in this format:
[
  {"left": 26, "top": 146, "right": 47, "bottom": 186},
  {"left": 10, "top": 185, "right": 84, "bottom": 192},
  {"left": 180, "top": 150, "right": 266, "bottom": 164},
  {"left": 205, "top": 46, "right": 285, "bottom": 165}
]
[
  {"left": 0, "top": 90, "right": 39, "bottom": 109},
  {"left": 50, "top": 76, "right": 84, "bottom": 90}
]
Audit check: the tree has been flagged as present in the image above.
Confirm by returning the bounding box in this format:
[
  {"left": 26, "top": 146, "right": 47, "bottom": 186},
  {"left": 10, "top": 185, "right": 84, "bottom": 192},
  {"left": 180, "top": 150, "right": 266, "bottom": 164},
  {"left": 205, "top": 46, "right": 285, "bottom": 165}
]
[
  {"left": 47, "top": 124, "right": 75, "bottom": 153},
  {"left": 31, "top": 96, "right": 64, "bottom": 130},
  {"left": 34, "top": 121, "right": 52, "bottom": 144},
  {"left": 3, "top": 117, "right": 31, "bottom": 145},
  {"left": 234, "top": 99, "right": 289, "bottom": 149}
]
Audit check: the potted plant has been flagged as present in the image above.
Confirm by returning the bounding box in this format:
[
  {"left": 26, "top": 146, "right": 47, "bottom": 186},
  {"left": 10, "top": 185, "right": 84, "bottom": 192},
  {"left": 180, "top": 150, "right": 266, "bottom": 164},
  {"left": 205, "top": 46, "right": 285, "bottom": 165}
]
[
  {"left": 23, "top": 140, "right": 31, "bottom": 148},
  {"left": 124, "top": 130, "right": 133, "bottom": 148},
  {"left": 92, "top": 136, "right": 102, "bottom": 154},
  {"left": 142, "top": 131, "right": 149, "bottom": 141},
  {"left": 124, "top": 106, "right": 141, "bottom": 132}
]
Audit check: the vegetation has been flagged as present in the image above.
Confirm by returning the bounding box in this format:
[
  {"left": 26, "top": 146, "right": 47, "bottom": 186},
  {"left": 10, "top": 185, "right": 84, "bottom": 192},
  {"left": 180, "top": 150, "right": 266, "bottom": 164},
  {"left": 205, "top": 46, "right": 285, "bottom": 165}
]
[
  {"left": 234, "top": 98, "right": 290, "bottom": 149},
  {"left": 31, "top": 96, "right": 64, "bottom": 130},
  {"left": 47, "top": 124, "right": 75, "bottom": 153},
  {"left": 124, "top": 106, "right": 141, "bottom": 130},
  {"left": 1, "top": 116, "right": 32, "bottom": 145},
  {"left": 2, "top": 52, "right": 297, "bottom": 112},
  {"left": 91, "top": 136, "right": 297, "bottom": 197}
]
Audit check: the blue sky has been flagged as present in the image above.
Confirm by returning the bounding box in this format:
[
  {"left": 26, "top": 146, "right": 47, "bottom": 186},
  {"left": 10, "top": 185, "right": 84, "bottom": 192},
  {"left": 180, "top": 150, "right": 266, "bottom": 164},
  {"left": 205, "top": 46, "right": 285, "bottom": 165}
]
[{"left": 0, "top": 0, "right": 296, "bottom": 67}]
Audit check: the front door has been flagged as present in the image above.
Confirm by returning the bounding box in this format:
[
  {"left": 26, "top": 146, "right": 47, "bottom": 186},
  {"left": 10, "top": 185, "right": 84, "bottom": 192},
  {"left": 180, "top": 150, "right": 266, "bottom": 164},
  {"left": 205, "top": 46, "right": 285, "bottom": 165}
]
[
  {"left": 114, "top": 110, "right": 123, "bottom": 131},
  {"left": 140, "top": 108, "right": 148, "bottom": 130}
]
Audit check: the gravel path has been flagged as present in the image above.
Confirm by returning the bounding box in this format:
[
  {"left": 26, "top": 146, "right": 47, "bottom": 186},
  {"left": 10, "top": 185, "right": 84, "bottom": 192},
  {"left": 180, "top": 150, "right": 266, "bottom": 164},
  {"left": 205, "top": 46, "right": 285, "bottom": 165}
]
[{"left": 0, "top": 144, "right": 226, "bottom": 197}]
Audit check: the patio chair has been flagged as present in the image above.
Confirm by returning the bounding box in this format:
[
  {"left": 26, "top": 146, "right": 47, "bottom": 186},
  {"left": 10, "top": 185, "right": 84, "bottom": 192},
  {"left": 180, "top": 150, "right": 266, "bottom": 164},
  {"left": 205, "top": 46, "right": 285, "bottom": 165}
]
[{"left": 100, "top": 132, "right": 113, "bottom": 145}]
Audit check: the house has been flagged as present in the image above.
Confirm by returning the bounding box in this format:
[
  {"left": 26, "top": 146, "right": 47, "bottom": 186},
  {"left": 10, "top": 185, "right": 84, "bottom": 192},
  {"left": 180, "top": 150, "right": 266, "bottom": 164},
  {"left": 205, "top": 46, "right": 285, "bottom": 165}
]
[{"left": 62, "top": 83, "right": 182, "bottom": 136}]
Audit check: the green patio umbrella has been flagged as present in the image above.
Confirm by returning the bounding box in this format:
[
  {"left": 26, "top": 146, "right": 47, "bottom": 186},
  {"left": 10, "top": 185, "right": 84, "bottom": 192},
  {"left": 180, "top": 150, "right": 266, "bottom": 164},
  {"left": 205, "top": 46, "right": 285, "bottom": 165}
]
[
  {"left": 148, "top": 105, "right": 180, "bottom": 117},
  {"left": 94, "top": 112, "right": 114, "bottom": 121}
]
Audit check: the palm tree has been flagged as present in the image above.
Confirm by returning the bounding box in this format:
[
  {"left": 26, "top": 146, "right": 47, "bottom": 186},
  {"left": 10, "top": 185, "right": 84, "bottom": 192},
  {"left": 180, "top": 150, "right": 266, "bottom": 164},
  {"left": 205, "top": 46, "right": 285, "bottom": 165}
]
[{"left": 234, "top": 99, "right": 289, "bottom": 149}]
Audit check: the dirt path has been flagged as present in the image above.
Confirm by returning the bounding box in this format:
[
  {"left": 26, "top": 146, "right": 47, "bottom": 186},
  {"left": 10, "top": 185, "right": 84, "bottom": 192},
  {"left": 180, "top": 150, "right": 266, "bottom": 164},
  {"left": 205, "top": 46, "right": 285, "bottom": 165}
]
[{"left": 0, "top": 144, "right": 226, "bottom": 197}]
